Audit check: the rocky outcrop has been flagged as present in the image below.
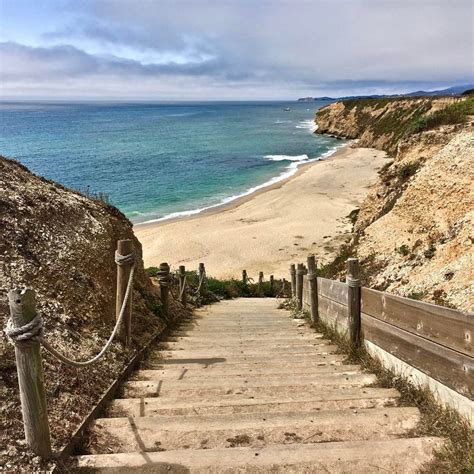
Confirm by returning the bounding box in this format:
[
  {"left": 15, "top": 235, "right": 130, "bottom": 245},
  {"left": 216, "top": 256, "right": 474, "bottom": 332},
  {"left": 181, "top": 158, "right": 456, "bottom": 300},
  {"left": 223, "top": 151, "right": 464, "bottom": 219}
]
[
  {"left": 315, "top": 98, "right": 474, "bottom": 311},
  {"left": 0, "top": 157, "right": 179, "bottom": 470}
]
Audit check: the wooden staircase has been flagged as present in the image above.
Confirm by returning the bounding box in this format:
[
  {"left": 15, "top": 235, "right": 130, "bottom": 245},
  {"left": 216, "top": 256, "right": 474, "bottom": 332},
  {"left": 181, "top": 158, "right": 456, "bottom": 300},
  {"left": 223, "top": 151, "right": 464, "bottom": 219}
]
[{"left": 73, "top": 298, "right": 442, "bottom": 472}]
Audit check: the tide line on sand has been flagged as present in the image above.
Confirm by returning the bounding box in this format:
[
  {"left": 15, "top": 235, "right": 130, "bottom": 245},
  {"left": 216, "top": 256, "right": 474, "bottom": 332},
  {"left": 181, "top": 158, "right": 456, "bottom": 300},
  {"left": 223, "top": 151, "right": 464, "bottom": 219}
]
[{"left": 138, "top": 144, "right": 346, "bottom": 225}]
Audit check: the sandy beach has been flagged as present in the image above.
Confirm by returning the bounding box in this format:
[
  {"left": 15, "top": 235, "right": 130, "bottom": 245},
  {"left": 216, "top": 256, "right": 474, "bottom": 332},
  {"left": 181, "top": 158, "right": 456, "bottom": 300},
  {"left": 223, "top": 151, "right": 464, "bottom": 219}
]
[{"left": 134, "top": 145, "right": 388, "bottom": 279}]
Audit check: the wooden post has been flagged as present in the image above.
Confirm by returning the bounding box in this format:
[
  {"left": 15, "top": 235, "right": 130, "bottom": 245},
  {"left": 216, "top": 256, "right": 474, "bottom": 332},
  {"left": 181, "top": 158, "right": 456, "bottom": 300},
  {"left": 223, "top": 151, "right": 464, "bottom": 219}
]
[
  {"left": 198, "top": 263, "right": 206, "bottom": 296},
  {"left": 270, "top": 275, "right": 274, "bottom": 295},
  {"left": 258, "top": 271, "right": 264, "bottom": 297},
  {"left": 179, "top": 265, "right": 186, "bottom": 307},
  {"left": 290, "top": 264, "right": 296, "bottom": 297},
  {"left": 116, "top": 239, "right": 133, "bottom": 345},
  {"left": 347, "top": 258, "right": 361, "bottom": 347},
  {"left": 8, "top": 289, "right": 52, "bottom": 458},
  {"left": 296, "top": 263, "right": 304, "bottom": 310},
  {"left": 158, "top": 262, "right": 170, "bottom": 319},
  {"left": 242, "top": 269, "right": 247, "bottom": 285},
  {"left": 307, "top": 255, "right": 319, "bottom": 324},
  {"left": 281, "top": 278, "right": 287, "bottom": 297}
]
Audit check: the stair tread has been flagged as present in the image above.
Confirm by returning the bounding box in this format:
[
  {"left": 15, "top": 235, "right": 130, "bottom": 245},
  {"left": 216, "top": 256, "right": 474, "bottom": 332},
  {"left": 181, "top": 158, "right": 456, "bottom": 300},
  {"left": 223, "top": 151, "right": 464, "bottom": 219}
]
[{"left": 88, "top": 407, "right": 421, "bottom": 453}]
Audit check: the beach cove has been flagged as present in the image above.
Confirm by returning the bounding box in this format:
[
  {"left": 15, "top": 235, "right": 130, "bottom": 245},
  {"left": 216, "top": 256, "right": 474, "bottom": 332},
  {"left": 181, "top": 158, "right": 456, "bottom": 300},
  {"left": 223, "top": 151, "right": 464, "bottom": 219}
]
[{"left": 135, "top": 145, "right": 389, "bottom": 278}]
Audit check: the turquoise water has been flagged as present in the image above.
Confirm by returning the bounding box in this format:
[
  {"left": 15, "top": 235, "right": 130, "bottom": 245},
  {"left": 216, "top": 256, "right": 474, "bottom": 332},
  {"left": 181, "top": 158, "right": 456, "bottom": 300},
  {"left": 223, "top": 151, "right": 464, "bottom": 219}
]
[{"left": 0, "top": 101, "right": 341, "bottom": 223}]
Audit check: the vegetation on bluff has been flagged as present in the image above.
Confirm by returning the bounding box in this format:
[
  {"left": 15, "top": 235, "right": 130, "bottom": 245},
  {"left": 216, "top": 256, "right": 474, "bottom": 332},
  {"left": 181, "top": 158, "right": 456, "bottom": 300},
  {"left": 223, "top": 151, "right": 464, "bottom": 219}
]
[{"left": 317, "top": 96, "right": 474, "bottom": 155}]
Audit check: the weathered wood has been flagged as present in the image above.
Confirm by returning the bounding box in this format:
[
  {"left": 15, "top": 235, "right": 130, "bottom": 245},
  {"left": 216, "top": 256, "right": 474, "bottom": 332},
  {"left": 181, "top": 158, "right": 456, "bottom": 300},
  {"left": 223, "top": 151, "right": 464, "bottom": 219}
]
[
  {"left": 242, "top": 270, "right": 247, "bottom": 285},
  {"left": 270, "top": 275, "right": 274, "bottom": 295},
  {"left": 159, "top": 262, "right": 170, "bottom": 319},
  {"left": 307, "top": 255, "right": 319, "bottom": 324},
  {"left": 198, "top": 263, "right": 206, "bottom": 296},
  {"left": 317, "top": 277, "right": 348, "bottom": 305},
  {"left": 258, "top": 272, "right": 264, "bottom": 297},
  {"left": 362, "top": 312, "right": 474, "bottom": 398},
  {"left": 347, "top": 258, "right": 361, "bottom": 347},
  {"left": 179, "top": 265, "right": 186, "bottom": 307},
  {"left": 296, "top": 263, "right": 304, "bottom": 311},
  {"left": 8, "top": 289, "right": 52, "bottom": 458},
  {"left": 319, "top": 296, "right": 349, "bottom": 332},
  {"left": 290, "top": 264, "right": 296, "bottom": 297},
  {"left": 116, "top": 239, "right": 133, "bottom": 345},
  {"left": 362, "top": 288, "right": 473, "bottom": 356},
  {"left": 281, "top": 278, "right": 287, "bottom": 296}
]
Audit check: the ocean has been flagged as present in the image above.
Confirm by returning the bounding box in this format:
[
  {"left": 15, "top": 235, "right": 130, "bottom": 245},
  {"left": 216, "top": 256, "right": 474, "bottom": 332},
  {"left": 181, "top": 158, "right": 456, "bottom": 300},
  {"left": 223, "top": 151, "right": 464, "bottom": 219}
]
[{"left": 0, "top": 101, "right": 342, "bottom": 224}]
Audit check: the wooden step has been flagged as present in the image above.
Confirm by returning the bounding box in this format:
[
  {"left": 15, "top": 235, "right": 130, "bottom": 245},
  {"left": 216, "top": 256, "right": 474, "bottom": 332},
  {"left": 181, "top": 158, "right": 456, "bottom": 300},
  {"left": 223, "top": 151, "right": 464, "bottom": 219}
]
[
  {"left": 74, "top": 437, "right": 443, "bottom": 472},
  {"left": 122, "top": 373, "right": 377, "bottom": 398},
  {"left": 132, "top": 364, "right": 362, "bottom": 380},
  {"left": 109, "top": 387, "right": 400, "bottom": 417},
  {"left": 88, "top": 407, "right": 421, "bottom": 453}
]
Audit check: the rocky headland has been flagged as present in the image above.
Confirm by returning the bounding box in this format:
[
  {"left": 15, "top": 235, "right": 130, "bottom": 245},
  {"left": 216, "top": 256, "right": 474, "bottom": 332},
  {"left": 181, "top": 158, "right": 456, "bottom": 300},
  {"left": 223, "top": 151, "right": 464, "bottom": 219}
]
[{"left": 316, "top": 96, "right": 474, "bottom": 311}]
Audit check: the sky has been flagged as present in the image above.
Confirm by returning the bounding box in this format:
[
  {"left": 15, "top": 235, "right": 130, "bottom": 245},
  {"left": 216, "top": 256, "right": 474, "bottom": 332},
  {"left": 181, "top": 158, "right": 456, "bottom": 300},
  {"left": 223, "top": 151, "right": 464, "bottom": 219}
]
[{"left": 0, "top": 0, "right": 473, "bottom": 100}]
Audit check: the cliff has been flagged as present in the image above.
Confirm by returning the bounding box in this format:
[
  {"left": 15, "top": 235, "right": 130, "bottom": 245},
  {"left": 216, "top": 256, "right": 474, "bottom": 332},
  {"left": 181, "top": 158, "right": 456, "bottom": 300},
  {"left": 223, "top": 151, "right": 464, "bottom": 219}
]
[
  {"left": 0, "top": 157, "right": 182, "bottom": 470},
  {"left": 315, "top": 97, "right": 474, "bottom": 311}
]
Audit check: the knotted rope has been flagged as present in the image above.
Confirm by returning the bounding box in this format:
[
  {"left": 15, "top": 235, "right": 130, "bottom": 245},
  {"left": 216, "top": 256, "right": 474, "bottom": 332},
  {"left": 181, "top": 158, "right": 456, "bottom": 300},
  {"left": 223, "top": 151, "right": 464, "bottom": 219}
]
[
  {"left": 4, "top": 252, "right": 135, "bottom": 367},
  {"left": 194, "top": 269, "right": 206, "bottom": 295}
]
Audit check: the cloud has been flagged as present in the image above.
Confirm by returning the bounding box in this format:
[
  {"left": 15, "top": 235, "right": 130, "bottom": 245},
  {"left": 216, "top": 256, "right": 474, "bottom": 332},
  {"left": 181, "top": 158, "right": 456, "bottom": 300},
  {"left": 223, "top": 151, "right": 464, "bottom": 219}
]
[{"left": 0, "top": 0, "right": 473, "bottom": 99}]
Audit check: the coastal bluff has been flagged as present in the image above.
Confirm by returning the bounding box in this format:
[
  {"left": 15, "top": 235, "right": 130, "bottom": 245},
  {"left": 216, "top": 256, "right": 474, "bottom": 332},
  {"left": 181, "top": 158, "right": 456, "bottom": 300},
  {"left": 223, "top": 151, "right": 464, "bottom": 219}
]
[
  {"left": 315, "top": 96, "right": 474, "bottom": 311},
  {"left": 0, "top": 156, "right": 174, "bottom": 470}
]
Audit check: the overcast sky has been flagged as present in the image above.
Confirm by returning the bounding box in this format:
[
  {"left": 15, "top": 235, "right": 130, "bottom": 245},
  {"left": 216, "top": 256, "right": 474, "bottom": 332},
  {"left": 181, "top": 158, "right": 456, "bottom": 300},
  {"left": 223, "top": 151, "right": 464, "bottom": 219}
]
[{"left": 0, "top": 0, "right": 472, "bottom": 100}]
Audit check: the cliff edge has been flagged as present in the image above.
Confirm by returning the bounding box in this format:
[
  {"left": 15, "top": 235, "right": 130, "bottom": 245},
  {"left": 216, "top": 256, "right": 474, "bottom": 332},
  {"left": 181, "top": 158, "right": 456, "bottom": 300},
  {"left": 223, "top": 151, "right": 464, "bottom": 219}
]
[
  {"left": 315, "top": 97, "right": 474, "bottom": 311},
  {"left": 0, "top": 157, "right": 176, "bottom": 470}
]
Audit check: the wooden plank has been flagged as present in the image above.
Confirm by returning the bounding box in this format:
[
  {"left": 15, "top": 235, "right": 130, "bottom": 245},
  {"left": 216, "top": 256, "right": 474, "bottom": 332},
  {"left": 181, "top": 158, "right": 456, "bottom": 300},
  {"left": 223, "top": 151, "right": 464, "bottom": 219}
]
[
  {"left": 362, "top": 312, "right": 474, "bottom": 398},
  {"left": 317, "top": 278, "right": 348, "bottom": 306},
  {"left": 362, "top": 288, "right": 473, "bottom": 356},
  {"left": 319, "top": 296, "right": 348, "bottom": 334}
]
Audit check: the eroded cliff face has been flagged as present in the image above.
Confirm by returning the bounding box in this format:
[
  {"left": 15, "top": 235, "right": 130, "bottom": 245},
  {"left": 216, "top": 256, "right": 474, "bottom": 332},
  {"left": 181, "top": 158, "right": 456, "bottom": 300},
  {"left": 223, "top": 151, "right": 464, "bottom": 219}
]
[
  {"left": 315, "top": 99, "right": 473, "bottom": 311},
  {"left": 0, "top": 157, "right": 178, "bottom": 470}
]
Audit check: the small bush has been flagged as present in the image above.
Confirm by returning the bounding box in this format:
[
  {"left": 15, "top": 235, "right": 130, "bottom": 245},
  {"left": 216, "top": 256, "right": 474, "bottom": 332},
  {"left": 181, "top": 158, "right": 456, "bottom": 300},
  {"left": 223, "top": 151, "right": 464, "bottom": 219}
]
[
  {"left": 395, "top": 244, "right": 410, "bottom": 256},
  {"left": 424, "top": 245, "right": 436, "bottom": 259},
  {"left": 408, "top": 98, "right": 474, "bottom": 133},
  {"left": 407, "top": 291, "right": 426, "bottom": 301},
  {"left": 145, "top": 267, "right": 160, "bottom": 278},
  {"left": 397, "top": 161, "right": 420, "bottom": 181}
]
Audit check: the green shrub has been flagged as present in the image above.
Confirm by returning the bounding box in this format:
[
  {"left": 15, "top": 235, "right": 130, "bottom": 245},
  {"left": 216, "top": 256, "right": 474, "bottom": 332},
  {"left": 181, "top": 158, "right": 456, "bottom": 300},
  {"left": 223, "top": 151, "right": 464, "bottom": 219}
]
[
  {"left": 395, "top": 244, "right": 410, "bottom": 256},
  {"left": 145, "top": 267, "right": 160, "bottom": 277},
  {"left": 408, "top": 98, "right": 474, "bottom": 133}
]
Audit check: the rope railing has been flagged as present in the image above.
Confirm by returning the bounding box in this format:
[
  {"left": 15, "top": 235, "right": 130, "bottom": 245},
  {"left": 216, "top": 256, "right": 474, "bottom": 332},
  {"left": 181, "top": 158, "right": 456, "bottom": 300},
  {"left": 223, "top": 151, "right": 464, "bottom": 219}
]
[
  {"left": 4, "top": 240, "right": 138, "bottom": 458},
  {"left": 5, "top": 252, "right": 135, "bottom": 367}
]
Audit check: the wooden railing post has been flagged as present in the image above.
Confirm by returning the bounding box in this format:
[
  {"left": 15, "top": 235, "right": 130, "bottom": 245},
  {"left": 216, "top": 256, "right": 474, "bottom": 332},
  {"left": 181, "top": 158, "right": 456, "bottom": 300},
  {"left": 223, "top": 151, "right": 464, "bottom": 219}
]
[
  {"left": 179, "top": 265, "right": 186, "bottom": 307},
  {"left": 290, "top": 264, "right": 296, "bottom": 297},
  {"left": 270, "top": 275, "right": 274, "bottom": 295},
  {"left": 296, "top": 263, "right": 304, "bottom": 310},
  {"left": 116, "top": 239, "right": 133, "bottom": 345},
  {"left": 347, "top": 258, "right": 361, "bottom": 347},
  {"left": 258, "top": 271, "right": 264, "bottom": 297},
  {"left": 281, "top": 278, "right": 287, "bottom": 297},
  {"left": 307, "top": 255, "right": 319, "bottom": 324},
  {"left": 242, "top": 269, "right": 247, "bottom": 285},
  {"left": 8, "top": 289, "right": 52, "bottom": 458},
  {"left": 198, "top": 263, "right": 206, "bottom": 296},
  {"left": 158, "top": 262, "right": 170, "bottom": 319}
]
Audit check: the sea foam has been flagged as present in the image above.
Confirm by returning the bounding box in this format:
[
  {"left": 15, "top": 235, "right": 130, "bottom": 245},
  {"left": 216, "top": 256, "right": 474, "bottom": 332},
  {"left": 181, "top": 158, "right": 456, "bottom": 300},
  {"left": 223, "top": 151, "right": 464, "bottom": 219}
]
[
  {"left": 141, "top": 143, "right": 345, "bottom": 224},
  {"left": 265, "top": 154, "right": 309, "bottom": 162},
  {"left": 295, "top": 119, "right": 318, "bottom": 133}
]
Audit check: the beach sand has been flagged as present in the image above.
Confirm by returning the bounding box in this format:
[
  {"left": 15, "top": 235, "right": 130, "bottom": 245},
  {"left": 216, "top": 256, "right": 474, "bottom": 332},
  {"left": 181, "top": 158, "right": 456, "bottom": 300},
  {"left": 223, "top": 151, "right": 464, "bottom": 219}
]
[{"left": 134, "top": 145, "right": 388, "bottom": 279}]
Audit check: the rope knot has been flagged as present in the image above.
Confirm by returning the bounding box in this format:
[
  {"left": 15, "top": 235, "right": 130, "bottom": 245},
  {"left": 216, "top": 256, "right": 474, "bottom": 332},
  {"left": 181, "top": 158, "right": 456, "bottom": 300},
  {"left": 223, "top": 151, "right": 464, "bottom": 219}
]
[
  {"left": 307, "top": 272, "right": 317, "bottom": 281},
  {"left": 4, "top": 313, "right": 44, "bottom": 345},
  {"left": 115, "top": 251, "right": 135, "bottom": 266}
]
